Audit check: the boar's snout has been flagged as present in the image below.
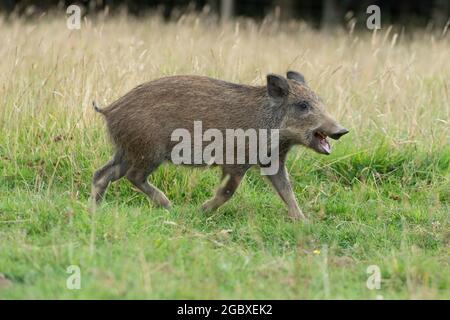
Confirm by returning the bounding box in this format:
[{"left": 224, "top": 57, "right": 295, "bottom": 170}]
[
  {"left": 311, "top": 124, "right": 349, "bottom": 155},
  {"left": 328, "top": 127, "right": 349, "bottom": 140}
]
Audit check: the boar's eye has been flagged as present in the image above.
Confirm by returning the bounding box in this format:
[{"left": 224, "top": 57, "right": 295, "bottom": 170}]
[{"left": 295, "top": 101, "right": 309, "bottom": 111}]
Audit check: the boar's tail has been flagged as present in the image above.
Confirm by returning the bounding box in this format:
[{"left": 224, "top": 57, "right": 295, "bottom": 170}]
[{"left": 92, "top": 101, "right": 105, "bottom": 114}]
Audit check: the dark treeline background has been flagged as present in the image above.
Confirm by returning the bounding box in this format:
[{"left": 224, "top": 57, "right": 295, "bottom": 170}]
[{"left": 0, "top": 0, "right": 449, "bottom": 28}]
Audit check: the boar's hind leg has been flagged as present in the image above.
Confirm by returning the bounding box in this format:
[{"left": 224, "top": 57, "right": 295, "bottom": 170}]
[
  {"left": 266, "top": 164, "right": 306, "bottom": 220},
  {"left": 201, "top": 166, "right": 247, "bottom": 212},
  {"left": 91, "top": 150, "right": 128, "bottom": 203},
  {"left": 126, "top": 165, "right": 172, "bottom": 210}
]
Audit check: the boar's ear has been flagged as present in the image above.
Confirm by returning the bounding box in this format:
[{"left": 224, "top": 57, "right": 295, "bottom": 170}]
[
  {"left": 267, "top": 74, "right": 289, "bottom": 99},
  {"left": 286, "top": 71, "right": 306, "bottom": 84}
]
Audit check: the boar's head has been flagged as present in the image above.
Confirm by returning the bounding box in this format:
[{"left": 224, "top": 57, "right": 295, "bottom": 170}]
[{"left": 267, "top": 71, "right": 349, "bottom": 155}]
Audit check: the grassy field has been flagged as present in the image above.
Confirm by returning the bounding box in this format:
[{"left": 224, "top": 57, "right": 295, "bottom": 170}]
[{"left": 0, "top": 13, "right": 449, "bottom": 299}]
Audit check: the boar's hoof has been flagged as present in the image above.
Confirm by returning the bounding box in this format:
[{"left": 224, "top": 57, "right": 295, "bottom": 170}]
[
  {"left": 201, "top": 200, "right": 218, "bottom": 213},
  {"left": 160, "top": 201, "right": 172, "bottom": 211},
  {"left": 289, "top": 209, "right": 306, "bottom": 221}
]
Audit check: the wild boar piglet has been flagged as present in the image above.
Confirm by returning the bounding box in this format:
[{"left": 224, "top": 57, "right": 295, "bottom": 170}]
[{"left": 91, "top": 71, "right": 349, "bottom": 220}]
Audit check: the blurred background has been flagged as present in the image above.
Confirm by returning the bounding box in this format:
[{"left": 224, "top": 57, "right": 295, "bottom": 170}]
[{"left": 1, "top": 0, "right": 449, "bottom": 29}]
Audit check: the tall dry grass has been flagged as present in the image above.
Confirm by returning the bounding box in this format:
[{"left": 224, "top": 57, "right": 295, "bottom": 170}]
[{"left": 1, "top": 13, "right": 448, "bottom": 154}]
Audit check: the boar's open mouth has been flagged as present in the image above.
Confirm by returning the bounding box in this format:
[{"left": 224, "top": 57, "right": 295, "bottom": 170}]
[{"left": 311, "top": 131, "right": 331, "bottom": 155}]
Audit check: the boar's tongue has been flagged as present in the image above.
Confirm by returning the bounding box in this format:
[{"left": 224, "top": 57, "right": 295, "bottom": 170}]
[{"left": 320, "top": 138, "right": 331, "bottom": 154}]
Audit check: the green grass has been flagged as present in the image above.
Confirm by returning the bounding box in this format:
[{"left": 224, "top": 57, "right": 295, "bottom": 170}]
[{"left": 1, "top": 138, "right": 448, "bottom": 299}]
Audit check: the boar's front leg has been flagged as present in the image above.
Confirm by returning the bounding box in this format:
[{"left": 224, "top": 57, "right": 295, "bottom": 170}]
[
  {"left": 201, "top": 166, "right": 248, "bottom": 212},
  {"left": 266, "top": 164, "right": 306, "bottom": 220}
]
